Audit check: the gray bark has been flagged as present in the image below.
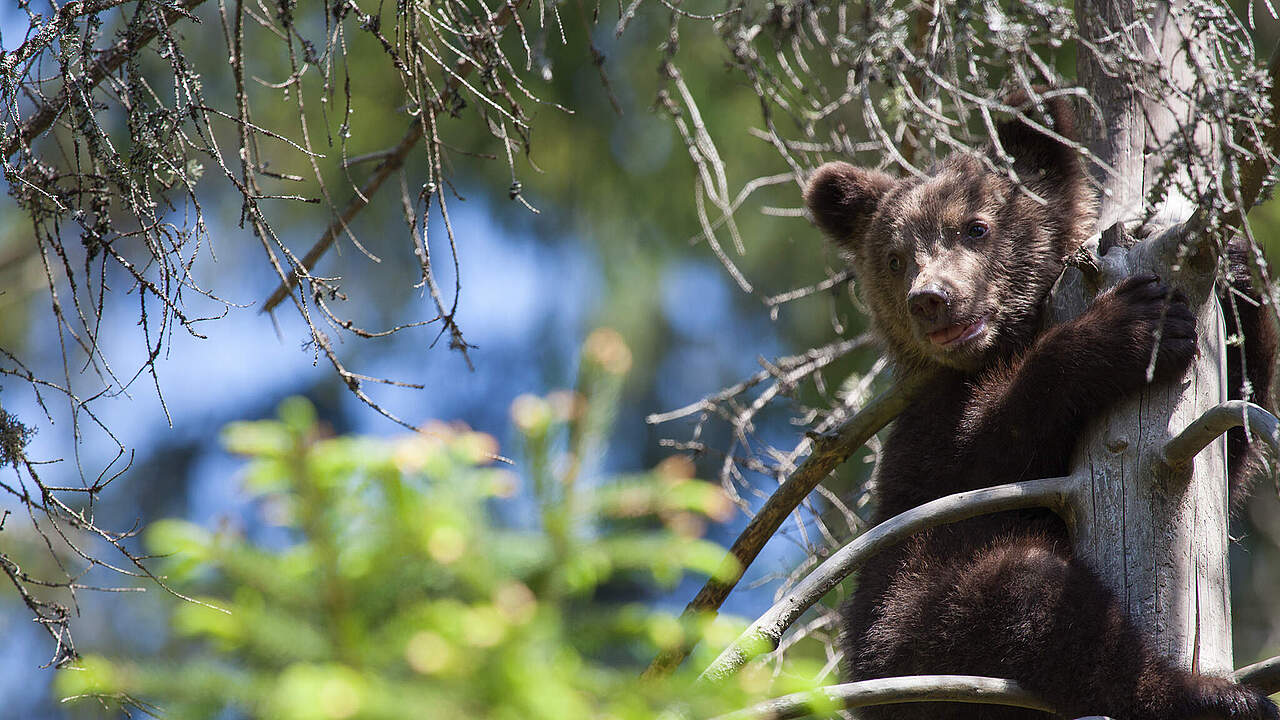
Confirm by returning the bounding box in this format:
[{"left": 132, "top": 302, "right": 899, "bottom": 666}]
[{"left": 1064, "top": 0, "right": 1233, "bottom": 675}]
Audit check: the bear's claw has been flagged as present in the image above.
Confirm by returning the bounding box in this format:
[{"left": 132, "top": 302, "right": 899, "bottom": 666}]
[{"left": 1090, "top": 273, "right": 1198, "bottom": 387}]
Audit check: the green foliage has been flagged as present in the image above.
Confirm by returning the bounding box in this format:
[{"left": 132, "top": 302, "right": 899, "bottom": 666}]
[{"left": 56, "top": 330, "right": 830, "bottom": 719}]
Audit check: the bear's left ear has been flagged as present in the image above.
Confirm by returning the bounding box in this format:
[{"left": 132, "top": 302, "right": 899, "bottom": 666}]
[
  {"left": 993, "top": 92, "right": 1084, "bottom": 190},
  {"left": 804, "top": 162, "right": 896, "bottom": 249}
]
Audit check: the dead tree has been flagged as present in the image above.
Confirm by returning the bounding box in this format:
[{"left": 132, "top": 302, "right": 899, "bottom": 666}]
[{"left": 1061, "top": 0, "right": 1243, "bottom": 680}]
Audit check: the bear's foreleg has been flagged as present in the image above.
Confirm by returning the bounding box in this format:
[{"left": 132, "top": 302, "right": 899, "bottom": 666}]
[{"left": 956, "top": 274, "right": 1198, "bottom": 482}]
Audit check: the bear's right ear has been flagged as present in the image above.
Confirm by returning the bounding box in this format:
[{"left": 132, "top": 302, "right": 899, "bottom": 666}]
[
  {"left": 804, "top": 162, "right": 896, "bottom": 249},
  {"left": 994, "top": 92, "right": 1083, "bottom": 190}
]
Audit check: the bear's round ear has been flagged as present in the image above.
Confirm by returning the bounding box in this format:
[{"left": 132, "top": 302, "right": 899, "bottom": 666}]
[
  {"left": 993, "top": 92, "right": 1084, "bottom": 189},
  {"left": 804, "top": 162, "right": 896, "bottom": 249}
]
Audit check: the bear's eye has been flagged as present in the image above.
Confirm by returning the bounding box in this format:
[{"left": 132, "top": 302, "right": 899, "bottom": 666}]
[
  {"left": 965, "top": 220, "right": 990, "bottom": 240},
  {"left": 887, "top": 254, "right": 903, "bottom": 273}
]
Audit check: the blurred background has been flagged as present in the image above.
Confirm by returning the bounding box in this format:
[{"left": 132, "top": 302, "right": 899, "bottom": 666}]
[{"left": 2, "top": 0, "right": 1280, "bottom": 717}]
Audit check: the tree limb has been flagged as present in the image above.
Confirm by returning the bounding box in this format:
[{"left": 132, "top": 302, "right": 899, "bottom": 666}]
[
  {"left": 259, "top": 120, "right": 424, "bottom": 312},
  {"left": 259, "top": 0, "right": 524, "bottom": 313},
  {"left": 698, "top": 475, "right": 1074, "bottom": 684},
  {"left": 642, "top": 373, "right": 926, "bottom": 679},
  {"left": 1161, "top": 400, "right": 1280, "bottom": 467},
  {"left": 1154, "top": 36, "right": 1280, "bottom": 263},
  {"left": 711, "top": 675, "right": 1054, "bottom": 720},
  {"left": 1, "top": 0, "right": 209, "bottom": 161},
  {"left": 1235, "top": 655, "right": 1280, "bottom": 696}
]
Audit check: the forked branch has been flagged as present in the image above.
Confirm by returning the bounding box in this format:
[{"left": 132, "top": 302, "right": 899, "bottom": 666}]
[
  {"left": 259, "top": 0, "right": 525, "bottom": 314},
  {"left": 1, "top": 0, "right": 210, "bottom": 160}
]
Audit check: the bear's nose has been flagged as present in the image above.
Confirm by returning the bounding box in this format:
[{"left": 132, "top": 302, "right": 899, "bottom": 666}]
[{"left": 908, "top": 285, "right": 950, "bottom": 323}]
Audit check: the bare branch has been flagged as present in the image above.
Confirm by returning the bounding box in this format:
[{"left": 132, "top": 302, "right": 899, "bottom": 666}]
[
  {"left": 2, "top": 0, "right": 137, "bottom": 76},
  {"left": 697, "top": 475, "right": 1073, "bottom": 684},
  {"left": 1162, "top": 400, "right": 1280, "bottom": 467},
  {"left": 712, "top": 675, "right": 1053, "bottom": 720},
  {"left": 259, "top": 0, "right": 527, "bottom": 314},
  {"left": 1178, "top": 36, "right": 1280, "bottom": 240},
  {"left": 258, "top": 118, "right": 424, "bottom": 313},
  {"left": 1236, "top": 655, "right": 1280, "bottom": 696},
  {"left": 1, "top": 0, "right": 211, "bottom": 160}
]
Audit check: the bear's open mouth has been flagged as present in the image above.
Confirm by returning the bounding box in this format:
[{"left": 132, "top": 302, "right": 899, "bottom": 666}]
[{"left": 927, "top": 316, "right": 988, "bottom": 347}]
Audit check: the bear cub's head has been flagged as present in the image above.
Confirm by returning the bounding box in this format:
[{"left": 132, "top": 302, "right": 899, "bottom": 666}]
[{"left": 805, "top": 95, "right": 1096, "bottom": 372}]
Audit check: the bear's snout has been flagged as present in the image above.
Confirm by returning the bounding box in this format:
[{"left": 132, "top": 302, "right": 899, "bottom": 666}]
[{"left": 908, "top": 284, "right": 951, "bottom": 325}]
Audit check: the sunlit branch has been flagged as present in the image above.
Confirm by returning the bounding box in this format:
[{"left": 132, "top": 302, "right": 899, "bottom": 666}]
[
  {"left": 1236, "top": 655, "right": 1280, "bottom": 696},
  {"left": 259, "top": 0, "right": 525, "bottom": 314},
  {"left": 711, "top": 675, "right": 1053, "bottom": 720},
  {"left": 1, "top": 0, "right": 210, "bottom": 161},
  {"left": 697, "top": 476, "right": 1073, "bottom": 684},
  {"left": 1161, "top": 400, "right": 1280, "bottom": 467}
]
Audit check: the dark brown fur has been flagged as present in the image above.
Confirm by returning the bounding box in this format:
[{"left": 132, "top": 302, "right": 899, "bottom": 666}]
[
  {"left": 805, "top": 95, "right": 1278, "bottom": 720},
  {"left": 1224, "top": 241, "right": 1278, "bottom": 510}
]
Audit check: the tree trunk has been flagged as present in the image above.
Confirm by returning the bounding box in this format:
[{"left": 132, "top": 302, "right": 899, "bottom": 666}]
[{"left": 1061, "top": 0, "right": 1233, "bottom": 675}]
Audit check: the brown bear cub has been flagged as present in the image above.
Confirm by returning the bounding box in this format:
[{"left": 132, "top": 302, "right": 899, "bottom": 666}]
[{"left": 804, "top": 96, "right": 1278, "bottom": 720}]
